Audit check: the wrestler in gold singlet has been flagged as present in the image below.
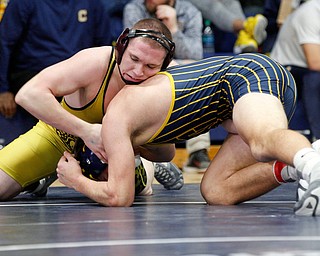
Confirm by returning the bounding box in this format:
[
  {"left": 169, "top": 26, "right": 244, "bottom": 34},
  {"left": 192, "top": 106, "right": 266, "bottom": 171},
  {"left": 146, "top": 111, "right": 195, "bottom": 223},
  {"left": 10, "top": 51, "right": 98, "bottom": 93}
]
[{"left": 0, "top": 48, "right": 148, "bottom": 193}]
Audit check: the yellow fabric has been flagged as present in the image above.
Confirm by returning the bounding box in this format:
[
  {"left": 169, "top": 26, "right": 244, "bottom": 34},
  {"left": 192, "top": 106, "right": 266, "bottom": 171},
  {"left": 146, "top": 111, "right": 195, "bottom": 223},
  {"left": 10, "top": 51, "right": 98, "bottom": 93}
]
[
  {"left": 0, "top": 48, "right": 117, "bottom": 187},
  {"left": 0, "top": 0, "right": 9, "bottom": 21},
  {"left": 0, "top": 121, "right": 70, "bottom": 187},
  {"left": 233, "top": 30, "right": 258, "bottom": 54},
  {"left": 60, "top": 49, "right": 116, "bottom": 124}
]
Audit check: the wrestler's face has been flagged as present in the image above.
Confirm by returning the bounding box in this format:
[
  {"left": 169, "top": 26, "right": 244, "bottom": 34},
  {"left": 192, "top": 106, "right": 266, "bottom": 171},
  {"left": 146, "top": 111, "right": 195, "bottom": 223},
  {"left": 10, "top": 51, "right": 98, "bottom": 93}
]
[
  {"left": 119, "top": 37, "right": 166, "bottom": 84},
  {"left": 144, "top": 0, "right": 172, "bottom": 13}
]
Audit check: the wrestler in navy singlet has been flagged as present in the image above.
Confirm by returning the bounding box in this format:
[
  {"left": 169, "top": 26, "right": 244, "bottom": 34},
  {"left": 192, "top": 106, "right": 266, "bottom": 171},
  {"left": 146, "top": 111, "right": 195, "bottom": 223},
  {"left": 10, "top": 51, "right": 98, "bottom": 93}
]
[{"left": 149, "top": 53, "right": 297, "bottom": 144}]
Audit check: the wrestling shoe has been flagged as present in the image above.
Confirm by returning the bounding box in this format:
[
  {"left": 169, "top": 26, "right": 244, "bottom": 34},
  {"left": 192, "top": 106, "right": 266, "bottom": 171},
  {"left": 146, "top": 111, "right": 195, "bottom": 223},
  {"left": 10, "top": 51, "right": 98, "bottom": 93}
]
[
  {"left": 294, "top": 179, "right": 320, "bottom": 216},
  {"left": 154, "top": 162, "right": 184, "bottom": 190},
  {"left": 183, "top": 149, "right": 210, "bottom": 173},
  {"left": 22, "top": 173, "right": 58, "bottom": 197},
  {"left": 296, "top": 179, "right": 309, "bottom": 202},
  {"left": 294, "top": 161, "right": 320, "bottom": 216},
  {"left": 233, "top": 30, "right": 258, "bottom": 54},
  {"left": 243, "top": 14, "right": 268, "bottom": 45}
]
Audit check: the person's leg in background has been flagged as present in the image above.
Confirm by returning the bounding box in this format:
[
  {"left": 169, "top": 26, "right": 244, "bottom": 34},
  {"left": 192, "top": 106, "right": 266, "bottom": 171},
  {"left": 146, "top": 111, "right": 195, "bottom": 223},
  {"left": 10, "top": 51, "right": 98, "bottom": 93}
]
[
  {"left": 286, "top": 66, "right": 317, "bottom": 141},
  {"left": 302, "top": 71, "right": 320, "bottom": 141},
  {"left": 183, "top": 132, "right": 211, "bottom": 173}
]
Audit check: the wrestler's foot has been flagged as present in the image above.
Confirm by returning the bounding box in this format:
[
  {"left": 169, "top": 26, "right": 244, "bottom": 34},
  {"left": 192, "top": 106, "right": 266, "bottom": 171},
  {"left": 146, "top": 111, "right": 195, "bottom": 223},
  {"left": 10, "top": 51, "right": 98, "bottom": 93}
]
[
  {"left": 22, "top": 173, "right": 58, "bottom": 197},
  {"left": 294, "top": 159, "right": 320, "bottom": 216},
  {"left": 154, "top": 162, "right": 184, "bottom": 190},
  {"left": 294, "top": 179, "right": 320, "bottom": 216},
  {"left": 296, "top": 179, "right": 309, "bottom": 202}
]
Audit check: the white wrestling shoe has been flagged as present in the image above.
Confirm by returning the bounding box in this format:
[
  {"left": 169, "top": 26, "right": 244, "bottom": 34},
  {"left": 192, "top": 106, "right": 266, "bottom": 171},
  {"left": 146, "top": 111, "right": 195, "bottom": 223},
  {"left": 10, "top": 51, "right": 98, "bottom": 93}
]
[
  {"left": 294, "top": 152, "right": 320, "bottom": 216},
  {"left": 294, "top": 179, "right": 320, "bottom": 216},
  {"left": 292, "top": 139, "right": 320, "bottom": 216},
  {"left": 296, "top": 179, "right": 309, "bottom": 202}
]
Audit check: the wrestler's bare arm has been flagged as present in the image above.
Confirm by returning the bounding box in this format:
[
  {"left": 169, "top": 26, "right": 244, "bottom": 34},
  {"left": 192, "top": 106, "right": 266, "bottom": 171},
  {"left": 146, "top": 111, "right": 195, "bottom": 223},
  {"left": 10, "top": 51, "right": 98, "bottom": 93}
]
[
  {"left": 96, "top": 76, "right": 172, "bottom": 205},
  {"left": 15, "top": 47, "right": 111, "bottom": 158},
  {"left": 56, "top": 150, "right": 134, "bottom": 207},
  {"left": 103, "top": 75, "right": 173, "bottom": 150}
]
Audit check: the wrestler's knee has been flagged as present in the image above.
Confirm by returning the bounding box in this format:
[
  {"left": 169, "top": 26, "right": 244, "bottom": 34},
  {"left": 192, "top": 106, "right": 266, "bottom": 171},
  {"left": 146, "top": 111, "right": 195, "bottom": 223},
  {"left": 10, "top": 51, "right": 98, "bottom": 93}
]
[
  {"left": 200, "top": 178, "right": 238, "bottom": 205},
  {"left": 246, "top": 128, "right": 289, "bottom": 162},
  {"left": 0, "top": 169, "right": 22, "bottom": 200},
  {"left": 248, "top": 142, "right": 265, "bottom": 162}
]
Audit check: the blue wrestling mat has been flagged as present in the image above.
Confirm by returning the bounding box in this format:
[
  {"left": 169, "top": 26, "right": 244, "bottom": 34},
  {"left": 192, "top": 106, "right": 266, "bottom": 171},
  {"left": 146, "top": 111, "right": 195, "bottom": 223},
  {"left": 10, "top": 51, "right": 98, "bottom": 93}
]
[{"left": 0, "top": 183, "right": 320, "bottom": 256}]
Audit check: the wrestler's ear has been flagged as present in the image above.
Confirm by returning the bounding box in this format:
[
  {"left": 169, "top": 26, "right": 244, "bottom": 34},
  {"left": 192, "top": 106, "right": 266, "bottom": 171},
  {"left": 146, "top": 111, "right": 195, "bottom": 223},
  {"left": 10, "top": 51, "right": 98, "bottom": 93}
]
[{"left": 115, "top": 28, "right": 130, "bottom": 65}]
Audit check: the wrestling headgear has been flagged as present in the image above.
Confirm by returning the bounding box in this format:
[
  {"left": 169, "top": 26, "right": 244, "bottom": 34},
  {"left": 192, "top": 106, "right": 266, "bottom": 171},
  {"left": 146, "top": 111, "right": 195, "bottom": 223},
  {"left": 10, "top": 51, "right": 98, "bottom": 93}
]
[
  {"left": 115, "top": 28, "right": 175, "bottom": 70},
  {"left": 73, "top": 138, "right": 107, "bottom": 180}
]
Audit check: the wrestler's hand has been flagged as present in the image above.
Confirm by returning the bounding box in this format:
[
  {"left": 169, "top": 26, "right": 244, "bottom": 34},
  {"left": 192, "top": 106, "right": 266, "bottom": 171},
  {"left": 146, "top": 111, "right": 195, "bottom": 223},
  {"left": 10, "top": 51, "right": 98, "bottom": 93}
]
[
  {"left": 56, "top": 151, "right": 83, "bottom": 188},
  {"left": 0, "top": 92, "right": 17, "bottom": 118},
  {"left": 82, "top": 123, "right": 107, "bottom": 162}
]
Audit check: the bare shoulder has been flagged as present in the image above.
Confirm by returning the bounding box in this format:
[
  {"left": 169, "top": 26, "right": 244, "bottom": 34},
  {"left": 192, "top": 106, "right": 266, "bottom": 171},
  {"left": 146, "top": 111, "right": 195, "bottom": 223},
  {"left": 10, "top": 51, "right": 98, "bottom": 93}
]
[
  {"left": 73, "top": 46, "right": 112, "bottom": 65},
  {"left": 118, "top": 74, "right": 171, "bottom": 100},
  {"left": 67, "top": 46, "right": 113, "bottom": 83},
  {"left": 78, "top": 46, "right": 111, "bottom": 56},
  {"left": 120, "top": 74, "right": 173, "bottom": 143},
  {"left": 42, "top": 46, "right": 114, "bottom": 95},
  {"left": 140, "top": 73, "right": 171, "bottom": 88},
  {"left": 113, "top": 73, "right": 172, "bottom": 118},
  {"left": 105, "top": 79, "right": 172, "bottom": 145}
]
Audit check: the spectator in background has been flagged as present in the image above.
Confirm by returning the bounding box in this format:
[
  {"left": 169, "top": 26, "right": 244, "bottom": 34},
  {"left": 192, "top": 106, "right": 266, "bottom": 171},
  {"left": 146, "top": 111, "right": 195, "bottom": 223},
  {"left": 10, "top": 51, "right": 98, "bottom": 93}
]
[
  {"left": 186, "top": 0, "right": 267, "bottom": 54},
  {"left": 123, "top": 0, "right": 212, "bottom": 173},
  {"left": 0, "top": 0, "right": 110, "bottom": 145},
  {"left": 270, "top": 0, "right": 320, "bottom": 141},
  {"left": 123, "top": 0, "right": 203, "bottom": 60},
  {"left": 262, "top": 0, "right": 308, "bottom": 54}
]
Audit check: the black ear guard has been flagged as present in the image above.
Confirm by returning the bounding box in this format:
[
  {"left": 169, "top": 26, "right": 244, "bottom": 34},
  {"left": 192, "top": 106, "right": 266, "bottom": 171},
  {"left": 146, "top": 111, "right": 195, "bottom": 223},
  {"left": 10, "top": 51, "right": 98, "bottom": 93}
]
[{"left": 115, "top": 28, "right": 175, "bottom": 70}]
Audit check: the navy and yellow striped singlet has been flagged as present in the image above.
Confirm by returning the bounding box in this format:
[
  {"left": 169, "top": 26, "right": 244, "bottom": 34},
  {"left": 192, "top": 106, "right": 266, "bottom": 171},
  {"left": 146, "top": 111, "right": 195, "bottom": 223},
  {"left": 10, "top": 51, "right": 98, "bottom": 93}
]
[{"left": 149, "top": 53, "right": 297, "bottom": 144}]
